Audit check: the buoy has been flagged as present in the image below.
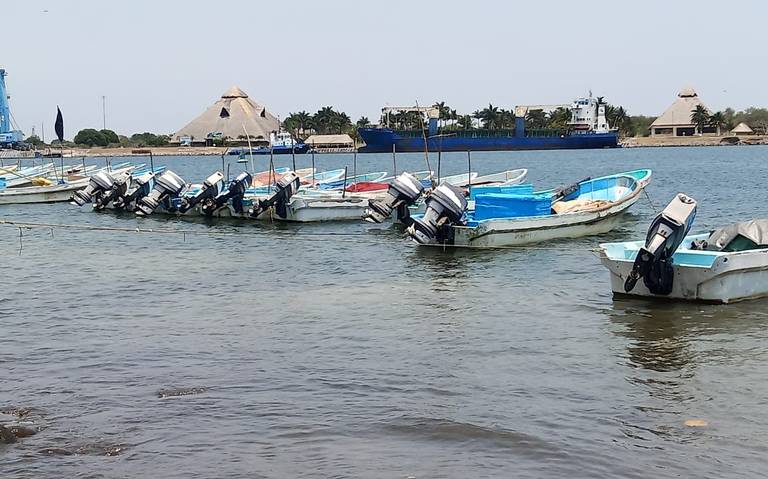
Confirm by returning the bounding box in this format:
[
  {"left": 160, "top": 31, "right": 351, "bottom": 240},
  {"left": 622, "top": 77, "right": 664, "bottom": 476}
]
[{"left": 684, "top": 419, "right": 708, "bottom": 427}]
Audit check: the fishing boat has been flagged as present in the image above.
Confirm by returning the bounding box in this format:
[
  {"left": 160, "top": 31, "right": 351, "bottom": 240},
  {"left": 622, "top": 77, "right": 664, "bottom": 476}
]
[
  {"left": 0, "top": 164, "right": 138, "bottom": 205},
  {"left": 0, "top": 179, "right": 90, "bottom": 204},
  {"left": 228, "top": 131, "right": 310, "bottom": 156},
  {"left": 599, "top": 193, "right": 768, "bottom": 303},
  {"left": 301, "top": 168, "right": 346, "bottom": 185},
  {"left": 406, "top": 169, "right": 652, "bottom": 248},
  {"left": 471, "top": 169, "right": 528, "bottom": 186},
  {"left": 316, "top": 171, "right": 388, "bottom": 189},
  {"left": 437, "top": 172, "right": 477, "bottom": 187}
]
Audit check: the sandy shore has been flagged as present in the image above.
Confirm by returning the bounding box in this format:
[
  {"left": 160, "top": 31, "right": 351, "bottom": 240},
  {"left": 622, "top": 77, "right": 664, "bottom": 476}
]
[{"left": 621, "top": 135, "right": 768, "bottom": 148}]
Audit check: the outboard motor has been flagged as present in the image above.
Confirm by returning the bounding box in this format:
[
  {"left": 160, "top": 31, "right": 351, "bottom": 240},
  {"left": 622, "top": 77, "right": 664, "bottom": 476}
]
[
  {"left": 407, "top": 183, "right": 467, "bottom": 245},
  {"left": 178, "top": 171, "right": 225, "bottom": 214},
  {"left": 201, "top": 171, "right": 253, "bottom": 216},
  {"left": 364, "top": 172, "right": 425, "bottom": 224},
  {"left": 113, "top": 172, "right": 154, "bottom": 211},
  {"left": 250, "top": 172, "right": 300, "bottom": 219},
  {"left": 135, "top": 170, "right": 186, "bottom": 216},
  {"left": 92, "top": 170, "right": 133, "bottom": 211},
  {"left": 624, "top": 193, "right": 697, "bottom": 294},
  {"left": 71, "top": 170, "right": 115, "bottom": 206}
]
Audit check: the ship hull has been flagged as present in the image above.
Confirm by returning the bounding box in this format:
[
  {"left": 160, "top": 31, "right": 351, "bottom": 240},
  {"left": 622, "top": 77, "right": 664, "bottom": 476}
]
[{"left": 357, "top": 128, "right": 619, "bottom": 153}]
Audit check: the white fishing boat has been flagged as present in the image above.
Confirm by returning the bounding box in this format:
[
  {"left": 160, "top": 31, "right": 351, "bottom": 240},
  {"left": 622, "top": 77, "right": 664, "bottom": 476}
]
[
  {"left": 471, "top": 168, "right": 528, "bottom": 186},
  {"left": 0, "top": 164, "right": 138, "bottom": 205},
  {"left": 439, "top": 172, "right": 477, "bottom": 186},
  {"left": 0, "top": 179, "right": 90, "bottom": 204},
  {"left": 407, "top": 169, "right": 652, "bottom": 248},
  {"left": 600, "top": 193, "right": 768, "bottom": 303}
]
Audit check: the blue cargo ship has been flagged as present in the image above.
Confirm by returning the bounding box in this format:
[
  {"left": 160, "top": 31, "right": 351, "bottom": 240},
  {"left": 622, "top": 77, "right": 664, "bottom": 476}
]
[{"left": 358, "top": 95, "right": 619, "bottom": 153}]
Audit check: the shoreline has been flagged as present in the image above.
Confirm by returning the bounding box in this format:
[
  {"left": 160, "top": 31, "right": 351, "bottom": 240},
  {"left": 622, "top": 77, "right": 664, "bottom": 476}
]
[{"left": 8, "top": 135, "right": 768, "bottom": 158}]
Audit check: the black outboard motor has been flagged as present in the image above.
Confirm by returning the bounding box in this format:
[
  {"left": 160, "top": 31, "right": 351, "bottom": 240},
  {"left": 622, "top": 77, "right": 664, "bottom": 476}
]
[
  {"left": 201, "top": 171, "right": 253, "bottom": 216},
  {"left": 178, "top": 171, "right": 224, "bottom": 214},
  {"left": 92, "top": 170, "right": 133, "bottom": 211},
  {"left": 250, "top": 172, "right": 300, "bottom": 219},
  {"left": 364, "top": 172, "right": 425, "bottom": 224},
  {"left": 71, "top": 170, "right": 115, "bottom": 206},
  {"left": 407, "top": 183, "right": 467, "bottom": 245},
  {"left": 624, "top": 193, "right": 697, "bottom": 294},
  {"left": 135, "top": 170, "right": 186, "bottom": 216},
  {"left": 113, "top": 172, "right": 153, "bottom": 211}
]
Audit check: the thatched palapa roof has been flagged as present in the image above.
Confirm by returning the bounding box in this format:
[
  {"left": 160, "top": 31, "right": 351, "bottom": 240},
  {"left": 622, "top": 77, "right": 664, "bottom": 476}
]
[
  {"left": 650, "top": 87, "right": 711, "bottom": 128},
  {"left": 172, "top": 86, "right": 279, "bottom": 142},
  {"left": 305, "top": 134, "right": 354, "bottom": 146},
  {"left": 731, "top": 122, "right": 753, "bottom": 134}
]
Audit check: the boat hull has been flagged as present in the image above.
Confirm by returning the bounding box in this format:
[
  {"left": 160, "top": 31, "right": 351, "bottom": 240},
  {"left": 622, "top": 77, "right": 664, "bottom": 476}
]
[
  {"left": 451, "top": 193, "right": 640, "bottom": 248},
  {"left": 600, "top": 250, "right": 768, "bottom": 304},
  {"left": 0, "top": 182, "right": 88, "bottom": 204},
  {"left": 599, "top": 233, "right": 768, "bottom": 303},
  {"left": 358, "top": 128, "right": 619, "bottom": 153}
]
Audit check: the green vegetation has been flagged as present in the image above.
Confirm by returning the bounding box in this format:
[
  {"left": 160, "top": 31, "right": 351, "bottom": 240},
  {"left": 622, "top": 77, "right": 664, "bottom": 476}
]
[
  {"left": 722, "top": 107, "right": 768, "bottom": 134},
  {"left": 23, "top": 134, "right": 45, "bottom": 147},
  {"left": 283, "top": 107, "right": 353, "bottom": 138},
  {"left": 690, "top": 105, "right": 711, "bottom": 135},
  {"left": 127, "top": 132, "right": 169, "bottom": 147}
]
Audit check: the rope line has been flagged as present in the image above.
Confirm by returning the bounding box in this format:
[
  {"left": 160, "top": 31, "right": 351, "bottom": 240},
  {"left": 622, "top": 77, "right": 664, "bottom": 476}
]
[{"left": 0, "top": 219, "right": 601, "bottom": 253}]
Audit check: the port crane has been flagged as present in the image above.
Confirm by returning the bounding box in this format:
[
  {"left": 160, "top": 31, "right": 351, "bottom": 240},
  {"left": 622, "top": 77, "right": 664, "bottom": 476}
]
[{"left": 0, "top": 69, "right": 24, "bottom": 148}]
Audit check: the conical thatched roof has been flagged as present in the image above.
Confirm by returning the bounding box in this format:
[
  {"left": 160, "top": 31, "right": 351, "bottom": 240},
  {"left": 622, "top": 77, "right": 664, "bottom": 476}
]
[
  {"left": 650, "top": 87, "right": 711, "bottom": 128},
  {"left": 172, "top": 86, "right": 279, "bottom": 142},
  {"left": 731, "top": 122, "right": 753, "bottom": 134}
]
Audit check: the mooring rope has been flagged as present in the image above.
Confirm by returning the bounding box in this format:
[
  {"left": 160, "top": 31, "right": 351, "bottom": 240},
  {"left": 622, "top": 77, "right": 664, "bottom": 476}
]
[{"left": 0, "top": 218, "right": 602, "bottom": 256}]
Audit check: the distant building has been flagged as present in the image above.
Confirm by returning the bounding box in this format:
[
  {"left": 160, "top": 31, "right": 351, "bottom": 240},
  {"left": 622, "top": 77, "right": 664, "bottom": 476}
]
[
  {"left": 172, "top": 86, "right": 280, "bottom": 146},
  {"left": 730, "top": 122, "right": 754, "bottom": 136},
  {"left": 305, "top": 134, "right": 355, "bottom": 153},
  {"left": 650, "top": 87, "right": 716, "bottom": 136}
]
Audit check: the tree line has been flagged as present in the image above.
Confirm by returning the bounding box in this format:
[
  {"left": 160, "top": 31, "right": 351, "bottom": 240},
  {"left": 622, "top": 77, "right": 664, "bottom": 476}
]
[
  {"left": 690, "top": 106, "right": 768, "bottom": 135},
  {"left": 24, "top": 129, "right": 170, "bottom": 148}
]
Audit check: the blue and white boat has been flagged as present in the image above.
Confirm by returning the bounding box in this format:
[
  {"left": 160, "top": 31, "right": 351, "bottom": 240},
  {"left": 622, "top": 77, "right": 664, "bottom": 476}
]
[
  {"left": 600, "top": 193, "right": 768, "bottom": 303},
  {"left": 228, "top": 131, "right": 309, "bottom": 156},
  {"left": 406, "top": 169, "right": 652, "bottom": 248}
]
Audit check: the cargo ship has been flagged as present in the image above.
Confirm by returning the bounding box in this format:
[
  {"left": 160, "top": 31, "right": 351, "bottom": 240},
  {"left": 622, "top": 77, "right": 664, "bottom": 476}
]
[{"left": 358, "top": 95, "right": 619, "bottom": 153}]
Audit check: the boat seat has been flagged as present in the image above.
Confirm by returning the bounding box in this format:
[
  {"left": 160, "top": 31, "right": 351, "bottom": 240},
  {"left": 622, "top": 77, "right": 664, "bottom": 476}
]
[{"left": 552, "top": 198, "right": 611, "bottom": 214}]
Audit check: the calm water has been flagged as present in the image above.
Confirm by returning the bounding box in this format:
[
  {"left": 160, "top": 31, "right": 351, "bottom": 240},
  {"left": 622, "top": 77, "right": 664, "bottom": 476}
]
[{"left": 2, "top": 146, "right": 768, "bottom": 478}]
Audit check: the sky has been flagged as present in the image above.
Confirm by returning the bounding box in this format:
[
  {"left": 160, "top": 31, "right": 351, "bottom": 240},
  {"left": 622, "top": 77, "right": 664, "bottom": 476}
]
[{"left": 3, "top": 0, "right": 768, "bottom": 140}]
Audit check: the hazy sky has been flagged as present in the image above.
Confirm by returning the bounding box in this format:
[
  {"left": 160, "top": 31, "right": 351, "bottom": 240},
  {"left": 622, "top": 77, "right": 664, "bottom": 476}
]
[{"left": 4, "top": 0, "right": 767, "bottom": 139}]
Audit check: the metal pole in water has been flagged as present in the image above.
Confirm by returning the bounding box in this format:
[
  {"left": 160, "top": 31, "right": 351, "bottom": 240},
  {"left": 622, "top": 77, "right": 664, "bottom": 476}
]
[
  {"left": 311, "top": 150, "right": 316, "bottom": 186},
  {"left": 342, "top": 166, "right": 348, "bottom": 198},
  {"left": 221, "top": 153, "right": 226, "bottom": 181},
  {"left": 352, "top": 148, "right": 357, "bottom": 183},
  {"left": 392, "top": 143, "right": 396, "bottom": 175},
  {"left": 291, "top": 144, "right": 296, "bottom": 172},
  {"left": 467, "top": 149, "right": 472, "bottom": 195},
  {"left": 149, "top": 151, "right": 155, "bottom": 175}
]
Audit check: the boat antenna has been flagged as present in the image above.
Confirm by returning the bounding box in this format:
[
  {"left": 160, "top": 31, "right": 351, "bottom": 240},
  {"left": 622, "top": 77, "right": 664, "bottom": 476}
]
[
  {"left": 414, "top": 100, "right": 433, "bottom": 187},
  {"left": 467, "top": 150, "right": 472, "bottom": 196}
]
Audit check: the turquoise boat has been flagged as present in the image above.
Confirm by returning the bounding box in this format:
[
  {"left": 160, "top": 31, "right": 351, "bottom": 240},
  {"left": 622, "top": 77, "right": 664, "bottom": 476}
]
[{"left": 407, "top": 169, "right": 653, "bottom": 247}]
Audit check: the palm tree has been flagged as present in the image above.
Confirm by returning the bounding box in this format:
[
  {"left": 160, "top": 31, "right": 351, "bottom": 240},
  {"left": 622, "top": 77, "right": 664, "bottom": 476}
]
[
  {"left": 313, "top": 106, "right": 337, "bottom": 134},
  {"left": 294, "top": 111, "right": 312, "bottom": 136},
  {"left": 457, "top": 114, "right": 474, "bottom": 130},
  {"left": 356, "top": 116, "right": 370, "bottom": 128},
  {"left": 690, "top": 105, "right": 710, "bottom": 135},
  {"left": 547, "top": 107, "right": 571, "bottom": 129},
  {"left": 709, "top": 111, "right": 726, "bottom": 136},
  {"left": 478, "top": 104, "right": 500, "bottom": 129},
  {"left": 525, "top": 110, "right": 547, "bottom": 130}
]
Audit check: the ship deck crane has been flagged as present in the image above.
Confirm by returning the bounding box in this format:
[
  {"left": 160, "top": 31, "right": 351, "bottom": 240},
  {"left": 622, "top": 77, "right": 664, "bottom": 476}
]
[{"left": 0, "top": 69, "right": 24, "bottom": 148}]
